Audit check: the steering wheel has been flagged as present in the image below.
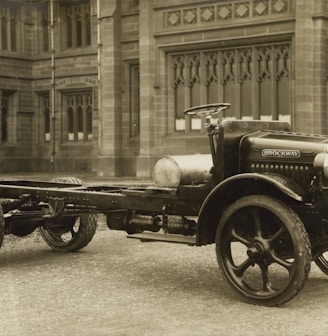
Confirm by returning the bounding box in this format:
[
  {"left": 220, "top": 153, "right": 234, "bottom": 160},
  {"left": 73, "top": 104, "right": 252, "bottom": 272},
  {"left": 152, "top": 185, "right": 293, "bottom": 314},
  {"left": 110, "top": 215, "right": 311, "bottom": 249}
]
[{"left": 183, "top": 103, "right": 231, "bottom": 117}]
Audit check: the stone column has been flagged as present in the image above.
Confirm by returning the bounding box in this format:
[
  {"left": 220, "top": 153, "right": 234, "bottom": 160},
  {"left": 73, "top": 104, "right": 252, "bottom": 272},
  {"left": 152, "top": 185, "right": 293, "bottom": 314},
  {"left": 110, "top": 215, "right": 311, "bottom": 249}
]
[
  {"left": 294, "top": 0, "right": 328, "bottom": 134},
  {"left": 312, "top": 0, "right": 328, "bottom": 134},
  {"left": 136, "top": 0, "right": 157, "bottom": 178},
  {"left": 96, "top": 0, "right": 123, "bottom": 176}
]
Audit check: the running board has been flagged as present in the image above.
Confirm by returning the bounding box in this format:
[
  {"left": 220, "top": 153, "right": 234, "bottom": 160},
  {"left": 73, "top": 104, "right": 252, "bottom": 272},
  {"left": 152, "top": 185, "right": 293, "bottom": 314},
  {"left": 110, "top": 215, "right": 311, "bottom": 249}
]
[{"left": 127, "top": 232, "right": 196, "bottom": 245}]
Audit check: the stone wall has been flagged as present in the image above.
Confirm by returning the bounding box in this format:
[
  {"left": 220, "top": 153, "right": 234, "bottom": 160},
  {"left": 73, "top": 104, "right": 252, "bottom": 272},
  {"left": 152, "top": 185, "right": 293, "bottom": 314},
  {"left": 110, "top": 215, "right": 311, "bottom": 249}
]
[
  {"left": 1, "top": 0, "right": 328, "bottom": 177},
  {"left": 294, "top": 0, "right": 328, "bottom": 134}
]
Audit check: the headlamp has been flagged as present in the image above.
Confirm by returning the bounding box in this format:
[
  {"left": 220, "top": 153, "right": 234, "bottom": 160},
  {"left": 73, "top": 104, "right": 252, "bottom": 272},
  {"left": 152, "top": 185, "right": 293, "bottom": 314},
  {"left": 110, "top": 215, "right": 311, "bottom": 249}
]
[{"left": 314, "top": 153, "right": 328, "bottom": 178}]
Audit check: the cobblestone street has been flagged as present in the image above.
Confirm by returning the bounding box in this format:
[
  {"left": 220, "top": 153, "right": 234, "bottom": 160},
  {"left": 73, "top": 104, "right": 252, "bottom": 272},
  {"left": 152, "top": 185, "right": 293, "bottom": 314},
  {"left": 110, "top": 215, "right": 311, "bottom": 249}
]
[{"left": 1, "top": 218, "right": 328, "bottom": 336}]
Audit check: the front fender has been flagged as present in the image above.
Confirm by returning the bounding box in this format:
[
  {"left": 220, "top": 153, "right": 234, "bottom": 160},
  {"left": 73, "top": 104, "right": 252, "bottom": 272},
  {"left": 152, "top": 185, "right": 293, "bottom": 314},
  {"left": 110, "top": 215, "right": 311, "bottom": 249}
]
[{"left": 196, "top": 173, "right": 305, "bottom": 246}]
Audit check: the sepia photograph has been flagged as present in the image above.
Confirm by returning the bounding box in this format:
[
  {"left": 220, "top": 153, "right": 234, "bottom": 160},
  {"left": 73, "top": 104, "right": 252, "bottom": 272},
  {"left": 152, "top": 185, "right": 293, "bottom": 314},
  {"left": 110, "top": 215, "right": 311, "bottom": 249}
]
[{"left": 1, "top": 0, "right": 328, "bottom": 335}]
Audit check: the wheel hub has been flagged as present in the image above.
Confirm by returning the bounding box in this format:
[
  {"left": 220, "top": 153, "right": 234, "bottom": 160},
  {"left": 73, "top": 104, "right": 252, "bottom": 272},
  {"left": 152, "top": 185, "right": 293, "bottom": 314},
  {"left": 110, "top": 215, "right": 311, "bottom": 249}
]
[{"left": 247, "top": 240, "right": 267, "bottom": 261}]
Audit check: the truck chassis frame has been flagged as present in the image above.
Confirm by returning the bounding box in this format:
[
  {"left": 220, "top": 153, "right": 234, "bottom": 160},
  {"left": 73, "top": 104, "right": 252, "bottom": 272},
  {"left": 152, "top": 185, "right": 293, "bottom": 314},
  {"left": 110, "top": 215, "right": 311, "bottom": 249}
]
[{"left": 2, "top": 103, "right": 328, "bottom": 307}]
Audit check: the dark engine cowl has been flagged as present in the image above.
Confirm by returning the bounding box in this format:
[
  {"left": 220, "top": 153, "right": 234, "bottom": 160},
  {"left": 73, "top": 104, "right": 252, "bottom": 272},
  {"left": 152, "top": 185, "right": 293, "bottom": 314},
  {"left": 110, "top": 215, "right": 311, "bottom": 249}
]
[{"left": 240, "top": 130, "right": 328, "bottom": 189}]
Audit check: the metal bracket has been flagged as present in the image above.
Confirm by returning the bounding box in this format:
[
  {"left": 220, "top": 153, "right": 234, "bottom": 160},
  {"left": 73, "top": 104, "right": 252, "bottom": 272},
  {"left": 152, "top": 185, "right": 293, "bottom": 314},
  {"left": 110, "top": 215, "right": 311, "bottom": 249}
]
[{"left": 43, "top": 197, "right": 65, "bottom": 220}]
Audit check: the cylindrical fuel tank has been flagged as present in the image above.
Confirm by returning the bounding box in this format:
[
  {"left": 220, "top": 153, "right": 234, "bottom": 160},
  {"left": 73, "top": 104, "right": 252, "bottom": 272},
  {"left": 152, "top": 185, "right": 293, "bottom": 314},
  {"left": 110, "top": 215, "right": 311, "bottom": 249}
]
[{"left": 152, "top": 154, "right": 213, "bottom": 187}]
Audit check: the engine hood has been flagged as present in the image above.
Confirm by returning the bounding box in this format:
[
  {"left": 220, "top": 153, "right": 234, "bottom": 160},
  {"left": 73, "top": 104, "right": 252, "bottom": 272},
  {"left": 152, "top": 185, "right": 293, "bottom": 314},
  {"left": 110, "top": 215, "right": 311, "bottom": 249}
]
[{"left": 241, "top": 131, "right": 328, "bottom": 163}]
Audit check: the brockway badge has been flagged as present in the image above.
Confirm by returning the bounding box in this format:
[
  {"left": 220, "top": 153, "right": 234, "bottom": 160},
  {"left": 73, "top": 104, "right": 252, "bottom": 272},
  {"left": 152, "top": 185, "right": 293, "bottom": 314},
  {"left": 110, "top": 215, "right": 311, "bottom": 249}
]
[{"left": 262, "top": 149, "right": 300, "bottom": 158}]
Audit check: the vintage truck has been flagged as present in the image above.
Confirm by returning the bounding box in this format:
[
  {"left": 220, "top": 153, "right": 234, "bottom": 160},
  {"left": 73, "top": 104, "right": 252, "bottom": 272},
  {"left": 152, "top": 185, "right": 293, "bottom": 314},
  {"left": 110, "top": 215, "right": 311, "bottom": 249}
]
[{"left": 1, "top": 103, "right": 328, "bottom": 307}]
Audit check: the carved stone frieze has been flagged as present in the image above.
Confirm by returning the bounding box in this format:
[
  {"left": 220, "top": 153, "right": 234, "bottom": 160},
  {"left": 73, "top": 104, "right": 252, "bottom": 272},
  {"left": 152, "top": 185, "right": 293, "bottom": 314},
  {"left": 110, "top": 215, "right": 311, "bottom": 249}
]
[{"left": 162, "top": 0, "right": 292, "bottom": 30}]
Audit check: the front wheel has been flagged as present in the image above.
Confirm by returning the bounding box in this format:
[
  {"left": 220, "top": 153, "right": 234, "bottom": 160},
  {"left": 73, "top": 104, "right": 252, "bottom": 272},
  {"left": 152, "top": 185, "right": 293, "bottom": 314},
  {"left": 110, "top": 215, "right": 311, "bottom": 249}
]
[{"left": 216, "top": 195, "right": 311, "bottom": 306}]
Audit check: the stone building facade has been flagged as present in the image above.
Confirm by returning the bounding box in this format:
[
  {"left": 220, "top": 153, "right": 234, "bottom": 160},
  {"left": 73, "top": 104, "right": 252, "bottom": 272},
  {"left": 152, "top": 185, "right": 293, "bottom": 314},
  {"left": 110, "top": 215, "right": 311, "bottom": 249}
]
[{"left": 0, "top": 0, "right": 327, "bottom": 177}]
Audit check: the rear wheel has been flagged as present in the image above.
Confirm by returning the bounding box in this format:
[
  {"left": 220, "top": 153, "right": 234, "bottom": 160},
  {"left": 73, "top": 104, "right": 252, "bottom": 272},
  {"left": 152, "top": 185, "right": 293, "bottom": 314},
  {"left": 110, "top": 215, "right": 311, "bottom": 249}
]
[
  {"left": 216, "top": 195, "right": 311, "bottom": 306},
  {"left": 39, "top": 177, "right": 98, "bottom": 252},
  {"left": 39, "top": 214, "right": 98, "bottom": 252}
]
